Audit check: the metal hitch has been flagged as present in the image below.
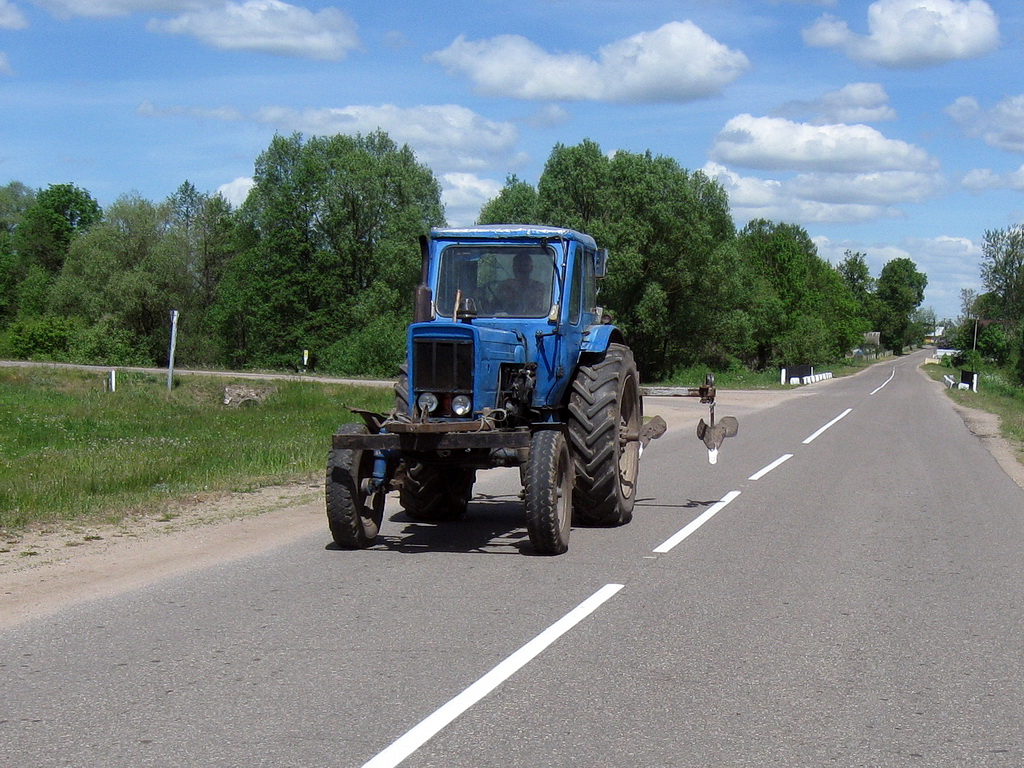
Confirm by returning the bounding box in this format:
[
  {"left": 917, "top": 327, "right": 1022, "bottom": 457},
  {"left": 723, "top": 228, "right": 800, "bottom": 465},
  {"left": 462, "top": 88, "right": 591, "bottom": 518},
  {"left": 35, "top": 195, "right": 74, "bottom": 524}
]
[{"left": 688, "top": 373, "right": 738, "bottom": 463}]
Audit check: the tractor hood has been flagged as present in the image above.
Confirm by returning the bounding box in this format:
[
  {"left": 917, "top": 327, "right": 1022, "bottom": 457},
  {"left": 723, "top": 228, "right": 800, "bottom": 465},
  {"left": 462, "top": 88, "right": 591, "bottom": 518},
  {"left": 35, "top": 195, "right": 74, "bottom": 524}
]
[{"left": 406, "top": 320, "right": 525, "bottom": 416}]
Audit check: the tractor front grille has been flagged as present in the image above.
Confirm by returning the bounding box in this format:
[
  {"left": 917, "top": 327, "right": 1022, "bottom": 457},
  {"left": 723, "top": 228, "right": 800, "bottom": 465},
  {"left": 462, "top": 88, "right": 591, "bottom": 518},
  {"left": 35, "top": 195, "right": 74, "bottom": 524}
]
[{"left": 413, "top": 339, "right": 474, "bottom": 394}]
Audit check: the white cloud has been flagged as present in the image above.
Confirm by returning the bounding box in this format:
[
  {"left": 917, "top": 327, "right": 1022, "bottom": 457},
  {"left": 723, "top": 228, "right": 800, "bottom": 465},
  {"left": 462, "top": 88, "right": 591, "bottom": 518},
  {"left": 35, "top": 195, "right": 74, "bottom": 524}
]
[
  {"left": 216, "top": 176, "right": 254, "bottom": 207},
  {"left": 0, "top": 0, "right": 28, "bottom": 28},
  {"left": 788, "top": 170, "right": 942, "bottom": 204},
  {"left": 440, "top": 173, "right": 503, "bottom": 227},
  {"left": 148, "top": 0, "right": 359, "bottom": 60},
  {"left": 703, "top": 162, "right": 896, "bottom": 224},
  {"left": 704, "top": 149, "right": 942, "bottom": 227},
  {"left": 0, "top": 52, "right": 12, "bottom": 75},
  {"left": 142, "top": 101, "right": 523, "bottom": 173},
  {"left": 803, "top": 0, "right": 999, "bottom": 68},
  {"left": 710, "top": 114, "right": 936, "bottom": 172},
  {"left": 253, "top": 103, "right": 524, "bottom": 172},
  {"left": 946, "top": 94, "right": 1024, "bottom": 153},
  {"left": 776, "top": 82, "right": 896, "bottom": 124},
  {"left": 428, "top": 21, "right": 749, "bottom": 104},
  {"left": 703, "top": 162, "right": 784, "bottom": 210},
  {"left": 961, "top": 165, "right": 1024, "bottom": 192}
]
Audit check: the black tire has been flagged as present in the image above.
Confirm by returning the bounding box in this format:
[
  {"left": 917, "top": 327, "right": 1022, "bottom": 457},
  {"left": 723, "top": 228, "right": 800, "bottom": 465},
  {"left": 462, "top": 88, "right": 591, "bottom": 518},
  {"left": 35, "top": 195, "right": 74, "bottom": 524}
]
[
  {"left": 524, "top": 430, "right": 573, "bottom": 555},
  {"left": 567, "top": 343, "right": 642, "bottom": 526},
  {"left": 326, "top": 423, "right": 385, "bottom": 548},
  {"left": 395, "top": 364, "right": 410, "bottom": 418},
  {"left": 400, "top": 463, "right": 475, "bottom": 521}
]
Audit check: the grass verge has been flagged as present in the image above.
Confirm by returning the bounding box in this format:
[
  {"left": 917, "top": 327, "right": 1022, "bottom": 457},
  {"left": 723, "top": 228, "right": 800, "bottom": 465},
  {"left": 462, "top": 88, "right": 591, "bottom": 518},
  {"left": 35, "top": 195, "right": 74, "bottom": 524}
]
[
  {"left": 0, "top": 368, "right": 392, "bottom": 531},
  {"left": 923, "top": 363, "right": 1024, "bottom": 457}
]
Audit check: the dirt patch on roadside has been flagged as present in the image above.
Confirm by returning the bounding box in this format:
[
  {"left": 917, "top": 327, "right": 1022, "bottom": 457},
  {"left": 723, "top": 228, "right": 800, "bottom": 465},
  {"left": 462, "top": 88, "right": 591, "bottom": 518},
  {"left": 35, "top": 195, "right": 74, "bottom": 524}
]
[
  {"left": 913, "top": 363, "right": 1024, "bottom": 493},
  {"left": 0, "top": 482, "right": 325, "bottom": 629},
  {"left": 948, "top": 396, "right": 1024, "bottom": 493}
]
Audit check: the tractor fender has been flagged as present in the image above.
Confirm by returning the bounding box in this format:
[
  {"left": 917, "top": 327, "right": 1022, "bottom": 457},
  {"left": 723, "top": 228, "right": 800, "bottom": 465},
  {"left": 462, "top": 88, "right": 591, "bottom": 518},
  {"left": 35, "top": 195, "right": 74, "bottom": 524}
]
[{"left": 580, "top": 324, "right": 625, "bottom": 356}]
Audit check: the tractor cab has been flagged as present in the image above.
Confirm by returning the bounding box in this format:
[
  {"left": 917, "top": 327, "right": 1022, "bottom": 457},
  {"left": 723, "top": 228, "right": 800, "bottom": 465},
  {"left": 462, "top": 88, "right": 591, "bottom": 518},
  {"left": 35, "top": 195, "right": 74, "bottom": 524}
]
[{"left": 404, "top": 226, "right": 616, "bottom": 426}]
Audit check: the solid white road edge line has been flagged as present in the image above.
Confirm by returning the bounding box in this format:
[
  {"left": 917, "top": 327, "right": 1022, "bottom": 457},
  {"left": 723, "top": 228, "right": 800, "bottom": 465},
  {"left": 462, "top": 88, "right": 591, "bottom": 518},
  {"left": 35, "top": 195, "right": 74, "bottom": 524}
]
[
  {"left": 360, "top": 583, "right": 626, "bottom": 768},
  {"left": 749, "top": 454, "right": 794, "bottom": 481},
  {"left": 802, "top": 408, "right": 853, "bottom": 445},
  {"left": 870, "top": 367, "right": 897, "bottom": 396},
  {"left": 653, "top": 490, "right": 741, "bottom": 554}
]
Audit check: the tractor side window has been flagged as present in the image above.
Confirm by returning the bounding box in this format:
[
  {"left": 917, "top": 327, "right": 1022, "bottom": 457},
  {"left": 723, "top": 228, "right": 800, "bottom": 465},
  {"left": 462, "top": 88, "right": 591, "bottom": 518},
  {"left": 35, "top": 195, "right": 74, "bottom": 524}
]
[
  {"left": 584, "top": 250, "right": 597, "bottom": 312},
  {"left": 569, "top": 252, "right": 583, "bottom": 325}
]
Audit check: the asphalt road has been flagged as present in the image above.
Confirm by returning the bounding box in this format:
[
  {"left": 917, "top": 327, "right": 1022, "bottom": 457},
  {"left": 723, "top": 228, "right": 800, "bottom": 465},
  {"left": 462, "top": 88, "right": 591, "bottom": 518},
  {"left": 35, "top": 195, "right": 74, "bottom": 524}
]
[{"left": 3, "top": 350, "right": 1023, "bottom": 767}]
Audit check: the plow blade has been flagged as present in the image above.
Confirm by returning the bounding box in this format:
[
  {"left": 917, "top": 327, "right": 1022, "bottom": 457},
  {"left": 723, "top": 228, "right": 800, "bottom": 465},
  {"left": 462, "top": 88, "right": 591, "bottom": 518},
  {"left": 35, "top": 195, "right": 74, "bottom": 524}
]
[
  {"left": 638, "top": 415, "right": 667, "bottom": 448},
  {"left": 696, "top": 415, "right": 739, "bottom": 452}
]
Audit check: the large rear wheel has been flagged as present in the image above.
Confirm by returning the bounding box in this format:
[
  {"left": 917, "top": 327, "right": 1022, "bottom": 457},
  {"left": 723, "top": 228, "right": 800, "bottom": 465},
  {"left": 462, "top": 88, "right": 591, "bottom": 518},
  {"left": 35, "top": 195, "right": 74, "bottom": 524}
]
[
  {"left": 326, "top": 423, "right": 385, "bottom": 548},
  {"left": 524, "top": 430, "right": 573, "bottom": 555},
  {"left": 567, "top": 343, "right": 642, "bottom": 526}
]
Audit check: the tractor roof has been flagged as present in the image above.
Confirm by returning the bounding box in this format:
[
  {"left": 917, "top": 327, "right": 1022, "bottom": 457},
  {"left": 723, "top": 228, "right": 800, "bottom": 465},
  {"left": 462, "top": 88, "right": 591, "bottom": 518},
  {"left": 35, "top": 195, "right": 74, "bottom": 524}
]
[{"left": 429, "top": 225, "right": 597, "bottom": 250}]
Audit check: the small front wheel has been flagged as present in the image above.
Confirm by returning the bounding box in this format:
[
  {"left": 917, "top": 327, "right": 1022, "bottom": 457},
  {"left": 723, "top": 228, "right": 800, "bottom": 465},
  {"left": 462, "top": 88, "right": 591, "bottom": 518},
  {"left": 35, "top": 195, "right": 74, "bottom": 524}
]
[
  {"left": 524, "top": 430, "right": 573, "bottom": 555},
  {"left": 326, "top": 423, "right": 385, "bottom": 548}
]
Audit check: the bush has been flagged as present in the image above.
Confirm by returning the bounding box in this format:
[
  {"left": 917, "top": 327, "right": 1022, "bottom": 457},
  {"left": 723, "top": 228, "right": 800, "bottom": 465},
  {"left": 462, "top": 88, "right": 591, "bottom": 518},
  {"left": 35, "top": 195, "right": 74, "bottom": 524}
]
[
  {"left": 68, "top": 317, "right": 152, "bottom": 367},
  {"left": 774, "top": 316, "right": 834, "bottom": 367},
  {"left": 955, "top": 349, "right": 984, "bottom": 372},
  {"left": 977, "top": 323, "right": 1010, "bottom": 364},
  {"left": 9, "top": 315, "right": 76, "bottom": 359},
  {"left": 1016, "top": 322, "right": 1024, "bottom": 386},
  {"left": 319, "top": 313, "right": 407, "bottom": 378}
]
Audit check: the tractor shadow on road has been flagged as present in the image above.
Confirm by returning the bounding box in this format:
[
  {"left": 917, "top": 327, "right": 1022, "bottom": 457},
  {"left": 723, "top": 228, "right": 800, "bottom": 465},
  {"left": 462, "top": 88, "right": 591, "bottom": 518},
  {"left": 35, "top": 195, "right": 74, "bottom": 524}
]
[
  {"left": 367, "top": 492, "right": 533, "bottom": 555},
  {"left": 633, "top": 497, "right": 720, "bottom": 510}
]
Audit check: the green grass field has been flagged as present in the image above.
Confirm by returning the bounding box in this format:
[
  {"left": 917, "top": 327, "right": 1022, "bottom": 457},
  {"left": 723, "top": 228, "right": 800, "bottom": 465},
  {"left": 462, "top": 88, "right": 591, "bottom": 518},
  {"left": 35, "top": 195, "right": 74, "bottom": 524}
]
[{"left": 0, "top": 368, "right": 392, "bottom": 530}]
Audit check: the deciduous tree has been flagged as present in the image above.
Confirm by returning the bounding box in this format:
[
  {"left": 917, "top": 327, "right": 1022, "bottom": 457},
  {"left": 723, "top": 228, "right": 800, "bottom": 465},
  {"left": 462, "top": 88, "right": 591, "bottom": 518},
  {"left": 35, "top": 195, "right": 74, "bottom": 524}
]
[
  {"left": 477, "top": 175, "right": 539, "bottom": 225},
  {"left": 14, "top": 183, "right": 101, "bottom": 276},
  {"left": 980, "top": 225, "right": 1024, "bottom": 326},
  {"left": 875, "top": 257, "right": 927, "bottom": 351},
  {"left": 215, "top": 131, "right": 445, "bottom": 374}
]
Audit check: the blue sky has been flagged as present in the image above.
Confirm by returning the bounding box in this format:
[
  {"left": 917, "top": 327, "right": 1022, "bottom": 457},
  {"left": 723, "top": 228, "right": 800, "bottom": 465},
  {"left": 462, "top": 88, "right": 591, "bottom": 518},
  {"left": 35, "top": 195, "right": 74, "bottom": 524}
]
[{"left": 2, "top": 0, "right": 1023, "bottom": 322}]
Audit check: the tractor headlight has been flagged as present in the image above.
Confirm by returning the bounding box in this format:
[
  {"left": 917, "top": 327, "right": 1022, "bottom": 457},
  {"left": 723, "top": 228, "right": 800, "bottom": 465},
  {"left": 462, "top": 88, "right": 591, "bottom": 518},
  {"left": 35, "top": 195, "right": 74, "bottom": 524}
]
[
  {"left": 451, "top": 395, "right": 472, "bottom": 417},
  {"left": 417, "top": 392, "right": 439, "bottom": 413}
]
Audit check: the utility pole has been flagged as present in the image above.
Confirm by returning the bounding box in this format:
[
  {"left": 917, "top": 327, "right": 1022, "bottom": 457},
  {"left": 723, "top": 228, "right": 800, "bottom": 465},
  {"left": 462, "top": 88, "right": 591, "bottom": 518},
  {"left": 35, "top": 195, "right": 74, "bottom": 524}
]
[{"left": 167, "top": 309, "right": 179, "bottom": 392}]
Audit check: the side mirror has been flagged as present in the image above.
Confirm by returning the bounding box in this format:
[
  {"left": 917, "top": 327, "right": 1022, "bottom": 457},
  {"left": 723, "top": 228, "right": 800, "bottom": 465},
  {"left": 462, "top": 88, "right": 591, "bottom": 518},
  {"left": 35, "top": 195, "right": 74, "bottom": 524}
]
[{"left": 594, "top": 248, "right": 609, "bottom": 278}]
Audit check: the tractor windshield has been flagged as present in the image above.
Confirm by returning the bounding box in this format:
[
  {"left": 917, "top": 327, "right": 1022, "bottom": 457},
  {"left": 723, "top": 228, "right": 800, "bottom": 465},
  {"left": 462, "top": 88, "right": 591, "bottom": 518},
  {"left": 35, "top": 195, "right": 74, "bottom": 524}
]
[{"left": 436, "top": 244, "right": 556, "bottom": 318}]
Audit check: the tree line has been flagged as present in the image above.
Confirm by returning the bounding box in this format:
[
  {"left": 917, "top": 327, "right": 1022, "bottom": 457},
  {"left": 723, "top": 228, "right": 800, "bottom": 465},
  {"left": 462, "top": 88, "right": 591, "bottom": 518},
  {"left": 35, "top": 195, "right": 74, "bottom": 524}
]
[
  {"left": 0, "top": 133, "right": 930, "bottom": 381},
  {"left": 951, "top": 225, "right": 1024, "bottom": 383}
]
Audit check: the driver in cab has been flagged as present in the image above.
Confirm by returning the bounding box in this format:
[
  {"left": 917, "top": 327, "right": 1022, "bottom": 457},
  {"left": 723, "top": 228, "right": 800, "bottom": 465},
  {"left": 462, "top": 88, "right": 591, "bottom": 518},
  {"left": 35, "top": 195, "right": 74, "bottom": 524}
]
[{"left": 491, "top": 252, "right": 549, "bottom": 316}]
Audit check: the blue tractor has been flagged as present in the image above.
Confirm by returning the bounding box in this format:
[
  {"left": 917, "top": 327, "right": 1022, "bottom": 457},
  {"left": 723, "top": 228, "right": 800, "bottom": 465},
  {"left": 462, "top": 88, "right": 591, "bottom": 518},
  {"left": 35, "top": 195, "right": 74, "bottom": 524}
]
[{"left": 327, "top": 225, "right": 673, "bottom": 554}]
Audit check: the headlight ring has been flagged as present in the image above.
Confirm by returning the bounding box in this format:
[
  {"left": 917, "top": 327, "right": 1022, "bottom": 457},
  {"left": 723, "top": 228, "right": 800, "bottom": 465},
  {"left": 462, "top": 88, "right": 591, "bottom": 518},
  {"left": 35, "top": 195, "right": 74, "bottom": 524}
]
[{"left": 417, "top": 392, "right": 439, "bottom": 413}]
